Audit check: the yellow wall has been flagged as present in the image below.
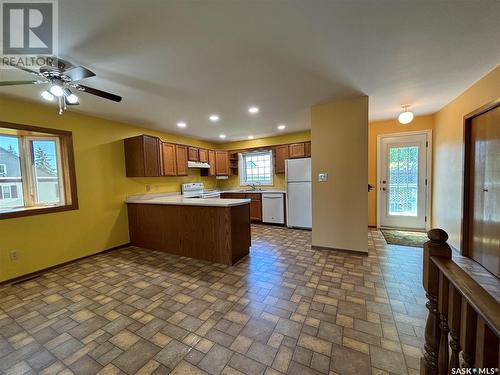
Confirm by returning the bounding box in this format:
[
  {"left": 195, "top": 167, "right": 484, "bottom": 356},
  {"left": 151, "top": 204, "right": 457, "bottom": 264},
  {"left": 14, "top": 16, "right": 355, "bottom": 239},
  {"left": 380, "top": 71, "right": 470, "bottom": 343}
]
[
  {"left": 217, "top": 131, "right": 311, "bottom": 189},
  {"left": 311, "top": 96, "right": 368, "bottom": 253},
  {"left": 0, "top": 96, "right": 218, "bottom": 282},
  {"left": 367, "top": 115, "right": 434, "bottom": 226},
  {"left": 433, "top": 65, "right": 500, "bottom": 250}
]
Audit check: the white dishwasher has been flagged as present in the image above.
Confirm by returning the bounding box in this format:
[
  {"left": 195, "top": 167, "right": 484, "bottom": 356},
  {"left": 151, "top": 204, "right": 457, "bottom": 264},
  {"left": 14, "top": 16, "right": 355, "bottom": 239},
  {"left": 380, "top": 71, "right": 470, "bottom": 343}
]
[{"left": 262, "top": 193, "right": 285, "bottom": 224}]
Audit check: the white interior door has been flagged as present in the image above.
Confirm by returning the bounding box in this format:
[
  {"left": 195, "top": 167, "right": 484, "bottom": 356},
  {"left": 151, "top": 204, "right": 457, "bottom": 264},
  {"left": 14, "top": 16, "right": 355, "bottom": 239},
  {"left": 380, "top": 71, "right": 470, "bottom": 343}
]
[{"left": 378, "top": 133, "right": 429, "bottom": 230}]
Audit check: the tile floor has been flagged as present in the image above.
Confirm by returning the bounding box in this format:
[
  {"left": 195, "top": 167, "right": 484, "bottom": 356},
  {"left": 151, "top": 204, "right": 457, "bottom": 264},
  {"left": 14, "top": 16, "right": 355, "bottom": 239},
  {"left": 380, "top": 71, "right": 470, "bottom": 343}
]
[{"left": 0, "top": 225, "right": 427, "bottom": 375}]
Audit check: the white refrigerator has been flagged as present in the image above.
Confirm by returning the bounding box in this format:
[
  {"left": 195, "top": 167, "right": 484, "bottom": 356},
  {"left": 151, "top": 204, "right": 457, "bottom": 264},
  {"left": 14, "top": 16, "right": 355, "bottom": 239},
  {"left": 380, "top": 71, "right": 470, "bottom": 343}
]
[{"left": 286, "top": 158, "right": 312, "bottom": 229}]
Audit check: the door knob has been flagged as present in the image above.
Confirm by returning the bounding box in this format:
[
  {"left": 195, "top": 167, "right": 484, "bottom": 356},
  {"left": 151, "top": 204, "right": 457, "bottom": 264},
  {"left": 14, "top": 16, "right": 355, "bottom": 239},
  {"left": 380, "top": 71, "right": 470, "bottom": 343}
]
[{"left": 483, "top": 188, "right": 489, "bottom": 192}]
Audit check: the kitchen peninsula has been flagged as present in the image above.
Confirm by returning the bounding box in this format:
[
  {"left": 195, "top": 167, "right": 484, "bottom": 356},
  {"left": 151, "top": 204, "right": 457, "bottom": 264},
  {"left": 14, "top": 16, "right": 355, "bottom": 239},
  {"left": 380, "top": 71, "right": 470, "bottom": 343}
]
[{"left": 126, "top": 194, "right": 251, "bottom": 265}]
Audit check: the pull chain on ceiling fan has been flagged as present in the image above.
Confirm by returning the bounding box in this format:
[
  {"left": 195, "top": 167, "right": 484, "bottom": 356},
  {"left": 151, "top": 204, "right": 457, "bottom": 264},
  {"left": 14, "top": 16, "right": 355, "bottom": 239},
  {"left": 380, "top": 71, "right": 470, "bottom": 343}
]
[{"left": 0, "top": 57, "right": 122, "bottom": 114}]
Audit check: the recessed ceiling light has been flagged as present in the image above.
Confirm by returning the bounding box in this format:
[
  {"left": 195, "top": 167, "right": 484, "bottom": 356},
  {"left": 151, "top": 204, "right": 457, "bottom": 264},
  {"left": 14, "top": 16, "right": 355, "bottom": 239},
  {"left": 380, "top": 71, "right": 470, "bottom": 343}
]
[
  {"left": 277, "top": 124, "right": 286, "bottom": 130},
  {"left": 219, "top": 134, "right": 226, "bottom": 139},
  {"left": 248, "top": 106, "right": 259, "bottom": 114},
  {"left": 177, "top": 122, "right": 187, "bottom": 128},
  {"left": 209, "top": 114, "right": 220, "bottom": 122},
  {"left": 247, "top": 135, "right": 254, "bottom": 140}
]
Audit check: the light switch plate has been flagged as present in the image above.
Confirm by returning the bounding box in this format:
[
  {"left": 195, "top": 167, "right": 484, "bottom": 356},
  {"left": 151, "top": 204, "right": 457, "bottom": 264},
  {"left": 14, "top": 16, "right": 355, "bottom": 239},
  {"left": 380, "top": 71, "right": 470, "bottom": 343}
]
[{"left": 318, "top": 173, "right": 328, "bottom": 182}]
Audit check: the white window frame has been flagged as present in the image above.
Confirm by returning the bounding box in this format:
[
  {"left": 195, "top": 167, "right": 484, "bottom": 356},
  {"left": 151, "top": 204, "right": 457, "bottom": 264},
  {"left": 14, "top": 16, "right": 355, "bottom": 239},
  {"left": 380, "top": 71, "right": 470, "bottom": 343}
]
[
  {"left": 0, "top": 164, "right": 6, "bottom": 175},
  {"left": 0, "top": 132, "right": 66, "bottom": 212},
  {"left": 24, "top": 136, "right": 65, "bottom": 207},
  {"left": 239, "top": 150, "right": 274, "bottom": 186}
]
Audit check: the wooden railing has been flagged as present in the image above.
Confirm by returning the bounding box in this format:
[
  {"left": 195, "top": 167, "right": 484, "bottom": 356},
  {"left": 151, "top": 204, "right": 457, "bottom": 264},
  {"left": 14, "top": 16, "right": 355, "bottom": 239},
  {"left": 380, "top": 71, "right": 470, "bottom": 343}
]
[{"left": 421, "top": 229, "right": 500, "bottom": 374}]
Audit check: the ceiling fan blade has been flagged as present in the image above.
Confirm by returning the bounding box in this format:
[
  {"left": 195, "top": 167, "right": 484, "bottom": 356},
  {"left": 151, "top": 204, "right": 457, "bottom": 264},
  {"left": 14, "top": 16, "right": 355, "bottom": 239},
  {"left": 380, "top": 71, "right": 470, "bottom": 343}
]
[
  {"left": 75, "top": 84, "right": 122, "bottom": 102},
  {"left": 2, "top": 61, "right": 44, "bottom": 77},
  {"left": 0, "top": 80, "right": 47, "bottom": 86},
  {"left": 40, "top": 56, "right": 75, "bottom": 70},
  {"left": 63, "top": 66, "right": 96, "bottom": 81}
]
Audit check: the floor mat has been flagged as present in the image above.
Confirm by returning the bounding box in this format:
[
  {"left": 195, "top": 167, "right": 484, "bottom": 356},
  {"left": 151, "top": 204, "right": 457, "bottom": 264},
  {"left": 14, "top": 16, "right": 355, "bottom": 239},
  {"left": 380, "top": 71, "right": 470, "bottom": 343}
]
[{"left": 381, "top": 229, "right": 428, "bottom": 248}]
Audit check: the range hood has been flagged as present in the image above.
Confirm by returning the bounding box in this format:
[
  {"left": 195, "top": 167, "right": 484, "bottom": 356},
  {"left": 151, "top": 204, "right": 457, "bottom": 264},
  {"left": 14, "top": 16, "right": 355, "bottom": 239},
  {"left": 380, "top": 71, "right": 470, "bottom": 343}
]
[{"left": 188, "top": 161, "right": 211, "bottom": 169}]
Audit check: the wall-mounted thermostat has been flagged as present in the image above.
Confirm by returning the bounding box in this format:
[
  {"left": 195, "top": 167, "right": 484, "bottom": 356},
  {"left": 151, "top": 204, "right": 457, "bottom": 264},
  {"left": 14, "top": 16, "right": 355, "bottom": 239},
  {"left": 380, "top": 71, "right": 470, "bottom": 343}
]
[{"left": 318, "top": 173, "right": 328, "bottom": 182}]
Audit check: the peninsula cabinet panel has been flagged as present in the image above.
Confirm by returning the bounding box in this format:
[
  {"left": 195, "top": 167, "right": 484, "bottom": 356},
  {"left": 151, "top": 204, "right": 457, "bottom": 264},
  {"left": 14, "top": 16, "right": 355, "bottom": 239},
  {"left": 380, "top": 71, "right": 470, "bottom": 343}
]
[
  {"left": 188, "top": 147, "right": 199, "bottom": 161},
  {"left": 289, "top": 143, "right": 306, "bottom": 158},
  {"left": 161, "top": 142, "right": 177, "bottom": 176},
  {"left": 275, "top": 145, "right": 289, "bottom": 174},
  {"left": 175, "top": 145, "right": 188, "bottom": 176},
  {"left": 124, "top": 135, "right": 161, "bottom": 177},
  {"left": 199, "top": 148, "right": 209, "bottom": 163},
  {"left": 305, "top": 141, "right": 311, "bottom": 157},
  {"left": 127, "top": 203, "right": 251, "bottom": 265},
  {"left": 215, "top": 151, "right": 229, "bottom": 176}
]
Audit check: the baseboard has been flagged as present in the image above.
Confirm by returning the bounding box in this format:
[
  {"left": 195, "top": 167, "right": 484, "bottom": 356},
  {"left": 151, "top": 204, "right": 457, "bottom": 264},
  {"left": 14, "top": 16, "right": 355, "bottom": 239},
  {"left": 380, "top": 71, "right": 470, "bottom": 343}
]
[
  {"left": 0, "top": 242, "right": 130, "bottom": 286},
  {"left": 312, "top": 245, "right": 368, "bottom": 256}
]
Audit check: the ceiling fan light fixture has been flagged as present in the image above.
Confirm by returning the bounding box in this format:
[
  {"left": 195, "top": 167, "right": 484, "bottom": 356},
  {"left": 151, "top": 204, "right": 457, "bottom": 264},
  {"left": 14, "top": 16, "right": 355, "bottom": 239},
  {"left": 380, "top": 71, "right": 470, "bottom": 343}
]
[
  {"left": 49, "top": 84, "right": 64, "bottom": 97},
  {"left": 41, "top": 90, "right": 54, "bottom": 101},
  {"left": 398, "top": 105, "right": 414, "bottom": 124},
  {"left": 66, "top": 93, "right": 79, "bottom": 104}
]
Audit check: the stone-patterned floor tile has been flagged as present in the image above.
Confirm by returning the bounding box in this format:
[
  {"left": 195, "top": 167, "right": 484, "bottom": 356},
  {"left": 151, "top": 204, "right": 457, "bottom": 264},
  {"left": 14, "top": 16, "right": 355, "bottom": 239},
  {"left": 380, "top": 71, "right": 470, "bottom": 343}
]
[{"left": 0, "top": 226, "right": 426, "bottom": 375}]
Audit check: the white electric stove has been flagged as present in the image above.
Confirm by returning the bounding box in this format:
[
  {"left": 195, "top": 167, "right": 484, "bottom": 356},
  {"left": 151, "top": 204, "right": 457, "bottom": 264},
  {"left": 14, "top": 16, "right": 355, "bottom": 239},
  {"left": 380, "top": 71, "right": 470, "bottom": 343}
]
[{"left": 181, "top": 183, "right": 221, "bottom": 199}]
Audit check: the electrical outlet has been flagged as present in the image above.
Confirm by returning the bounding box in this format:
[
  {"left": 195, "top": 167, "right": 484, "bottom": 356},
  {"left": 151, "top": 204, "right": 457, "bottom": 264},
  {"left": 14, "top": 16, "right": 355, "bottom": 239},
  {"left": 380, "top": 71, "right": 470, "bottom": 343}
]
[
  {"left": 318, "top": 173, "right": 328, "bottom": 182},
  {"left": 145, "top": 185, "right": 151, "bottom": 192},
  {"left": 10, "top": 250, "right": 18, "bottom": 261}
]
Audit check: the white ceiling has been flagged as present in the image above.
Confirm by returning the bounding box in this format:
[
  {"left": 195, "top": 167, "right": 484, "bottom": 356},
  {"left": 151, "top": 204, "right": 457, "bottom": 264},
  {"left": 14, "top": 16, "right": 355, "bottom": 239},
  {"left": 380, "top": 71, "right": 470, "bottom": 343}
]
[{"left": 1, "top": 0, "right": 499, "bottom": 142}]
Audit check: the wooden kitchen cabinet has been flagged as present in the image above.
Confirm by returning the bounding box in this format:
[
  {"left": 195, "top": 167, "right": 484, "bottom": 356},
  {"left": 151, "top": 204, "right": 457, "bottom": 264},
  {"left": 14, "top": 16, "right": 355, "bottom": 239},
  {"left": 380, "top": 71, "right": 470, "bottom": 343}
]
[
  {"left": 161, "top": 142, "right": 177, "bottom": 176},
  {"left": 124, "top": 135, "right": 161, "bottom": 177},
  {"left": 175, "top": 145, "right": 188, "bottom": 176},
  {"left": 215, "top": 151, "right": 229, "bottom": 176},
  {"left": 188, "top": 147, "right": 199, "bottom": 161},
  {"left": 289, "top": 143, "right": 306, "bottom": 158},
  {"left": 305, "top": 142, "right": 311, "bottom": 157},
  {"left": 246, "top": 193, "right": 262, "bottom": 222},
  {"left": 220, "top": 193, "right": 241, "bottom": 199},
  {"left": 275, "top": 145, "right": 289, "bottom": 174},
  {"left": 199, "top": 149, "right": 208, "bottom": 163},
  {"left": 208, "top": 150, "right": 216, "bottom": 176}
]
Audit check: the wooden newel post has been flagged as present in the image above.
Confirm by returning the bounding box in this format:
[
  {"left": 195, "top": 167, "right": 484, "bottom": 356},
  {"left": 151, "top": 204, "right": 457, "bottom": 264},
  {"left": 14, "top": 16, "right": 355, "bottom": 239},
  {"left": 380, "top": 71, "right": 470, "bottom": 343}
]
[{"left": 421, "top": 228, "right": 452, "bottom": 375}]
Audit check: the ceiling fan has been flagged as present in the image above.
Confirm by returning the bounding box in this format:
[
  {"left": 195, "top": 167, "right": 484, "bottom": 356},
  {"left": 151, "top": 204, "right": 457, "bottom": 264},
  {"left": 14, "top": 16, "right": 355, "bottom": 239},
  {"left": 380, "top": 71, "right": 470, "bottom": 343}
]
[{"left": 0, "top": 57, "right": 122, "bottom": 114}]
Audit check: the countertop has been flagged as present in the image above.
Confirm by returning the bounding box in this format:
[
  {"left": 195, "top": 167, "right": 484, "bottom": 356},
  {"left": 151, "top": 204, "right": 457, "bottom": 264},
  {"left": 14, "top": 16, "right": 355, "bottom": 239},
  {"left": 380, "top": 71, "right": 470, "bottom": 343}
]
[
  {"left": 126, "top": 193, "right": 250, "bottom": 207},
  {"left": 221, "top": 189, "right": 286, "bottom": 194}
]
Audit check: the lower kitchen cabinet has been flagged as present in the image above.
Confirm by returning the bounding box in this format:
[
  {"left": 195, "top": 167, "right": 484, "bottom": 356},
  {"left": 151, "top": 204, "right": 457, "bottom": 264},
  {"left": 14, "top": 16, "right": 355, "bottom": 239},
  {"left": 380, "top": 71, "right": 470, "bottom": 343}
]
[{"left": 220, "top": 192, "right": 262, "bottom": 222}]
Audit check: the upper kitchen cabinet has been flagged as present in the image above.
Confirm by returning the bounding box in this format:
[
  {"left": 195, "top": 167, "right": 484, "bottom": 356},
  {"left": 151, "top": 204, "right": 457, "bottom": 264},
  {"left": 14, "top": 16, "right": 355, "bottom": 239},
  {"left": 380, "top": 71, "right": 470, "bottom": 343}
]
[
  {"left": 124, "top": 135, "right": 161, "bottom": 177},
  {"left": 275, "top": 145, "right": 289, "bottom": 174},
  {"left": 161, "top": 142, "right": 177, "bottom": 176},
  {"left": 215, "top": 151, "right": 229, "bottom": 176},
  {"left": 208, "top": 150, "right": 216, "bottom": 176},
  {"left": 176, "top": 145, "right": 188, "bottom": 176},
  {"left": 305, "top": 141, "right": 311, "bottom": 157},
  {"left": 188, "top": 147, "right": 199, "bottom": 161},
  {"left": 289, "top": 143, "right": 306, "bottom": 158},
  {"left": 199, "top": 149, "right": 209, "bottom": 163}
]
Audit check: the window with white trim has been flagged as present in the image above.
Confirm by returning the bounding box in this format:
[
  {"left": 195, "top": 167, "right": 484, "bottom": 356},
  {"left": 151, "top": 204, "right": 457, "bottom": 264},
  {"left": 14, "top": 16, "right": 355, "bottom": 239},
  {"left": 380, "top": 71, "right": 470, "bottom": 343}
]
[
  {"left": 0, "top": 124, "right": 78, "bottom": 217},
  {"left": 239, "top": 150, "right": 274, "bottom": 186}
]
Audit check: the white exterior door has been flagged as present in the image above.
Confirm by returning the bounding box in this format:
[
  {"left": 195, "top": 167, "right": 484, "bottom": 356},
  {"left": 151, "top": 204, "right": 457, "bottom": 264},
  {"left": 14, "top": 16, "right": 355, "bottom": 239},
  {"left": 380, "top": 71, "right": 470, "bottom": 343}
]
[{"left": 378, "top": 133, "right": 429, "bottom": 230}]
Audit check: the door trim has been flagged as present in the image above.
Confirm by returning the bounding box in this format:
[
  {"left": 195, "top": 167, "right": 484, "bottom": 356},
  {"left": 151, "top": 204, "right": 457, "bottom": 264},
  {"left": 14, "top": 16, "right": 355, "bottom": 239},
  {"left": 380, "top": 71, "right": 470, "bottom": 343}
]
[
  {"left": 461, "top": 98, "right": 500, "bottom": 257},
  {"left": 376, "top": 129, "right": 432, "bottom": 231}
]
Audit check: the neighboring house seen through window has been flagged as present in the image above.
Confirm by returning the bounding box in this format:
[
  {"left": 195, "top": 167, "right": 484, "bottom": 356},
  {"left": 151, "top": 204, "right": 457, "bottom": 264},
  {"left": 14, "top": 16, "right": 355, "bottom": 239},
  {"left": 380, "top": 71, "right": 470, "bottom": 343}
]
[
  {"left": 239, "top": 150, "right": 274, "bottom": 186},
  {"left": 0, "top": 123, "right": 78, "bottom": 218}
]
